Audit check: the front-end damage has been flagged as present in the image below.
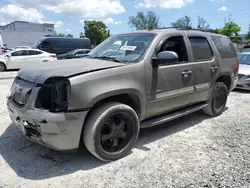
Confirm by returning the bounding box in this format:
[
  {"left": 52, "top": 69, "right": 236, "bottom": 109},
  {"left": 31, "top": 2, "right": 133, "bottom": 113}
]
[{"left": 7, "top": 76, "right": 88, "bottom": 150}]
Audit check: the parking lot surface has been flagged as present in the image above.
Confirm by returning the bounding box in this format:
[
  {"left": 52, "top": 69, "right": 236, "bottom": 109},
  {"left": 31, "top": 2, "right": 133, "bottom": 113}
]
[{"left": 0, "top": 72, "right": 249, "bottom": 188}]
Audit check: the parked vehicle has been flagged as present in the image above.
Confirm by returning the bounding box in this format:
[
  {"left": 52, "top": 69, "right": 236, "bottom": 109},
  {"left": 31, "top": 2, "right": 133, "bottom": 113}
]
[
  {"left": 0, "top": 49, "right": 57, "bottom": 71},
  {"left": 0, "top": 33, "right": 4, "bottom": 55},
  {"left": 32, "top": 37, "right": 92, "bottom": 55},
  {"left": 15, "top": 46, "right": 31, "bottom": 50},
  {"left": 7, "top": 28, "right": 238, "bottom": 161},
  {"left": 57, "top": 49, "right": 91, "bottom": 60},
  {"left": 236, "top": 52, "right": 250, "bottom": 90},
  {"left": 241, "top": 45, "right": 250, "bottom": 53}
]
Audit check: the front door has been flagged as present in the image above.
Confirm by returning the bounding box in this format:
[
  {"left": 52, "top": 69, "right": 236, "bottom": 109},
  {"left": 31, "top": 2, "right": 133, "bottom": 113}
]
[
  {"left": 146, "top": 35, "right": 196, "bottom": 118},
  {"left": 186, "top": 35, "right": 219, "bottom": 102},
  {"left": 7, "top": 50, "right": 28, "bottom": 69}
]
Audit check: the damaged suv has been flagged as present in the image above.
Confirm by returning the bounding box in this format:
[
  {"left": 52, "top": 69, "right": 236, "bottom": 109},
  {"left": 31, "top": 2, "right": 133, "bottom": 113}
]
[{"left": 7, "top": 28, "right": 238, "bottom": 161}]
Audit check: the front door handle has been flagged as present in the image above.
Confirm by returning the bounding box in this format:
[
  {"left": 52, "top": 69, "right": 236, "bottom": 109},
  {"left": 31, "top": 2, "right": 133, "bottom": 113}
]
[{"left": 182, "top": 70, "right": 192, "bottom": 78}]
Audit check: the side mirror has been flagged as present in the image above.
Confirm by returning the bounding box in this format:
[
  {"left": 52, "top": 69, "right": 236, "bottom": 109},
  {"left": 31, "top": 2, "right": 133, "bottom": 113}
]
[
  {"left": 152, "top": 51, "right": 178, "bottom": 67},
  {"left": 5, "top": 54, "right": 11, "bottom": 57}
]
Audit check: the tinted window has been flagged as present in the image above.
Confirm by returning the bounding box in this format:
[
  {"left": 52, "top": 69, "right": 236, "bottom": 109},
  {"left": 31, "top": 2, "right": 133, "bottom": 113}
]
[
  {"left": 11, "top": 50, "right": 28, "bottom": 56},
  {"left": 28, "top": 50, "right": 42, "bottom": 55},
  {"left": 76, "top": 50, "right": 86, "bottom": 55},
  {"left": 211, "top": 36, "right": 236, "bottom": 59},
  {"left": 189, "top": 37, "right": 213, "bottom": 61},
  {"left": 160, "top": 36, "right": 188, "bottom": 62},
  {"left": 41, "top": 41, "right": 52, "bottom": 51}
]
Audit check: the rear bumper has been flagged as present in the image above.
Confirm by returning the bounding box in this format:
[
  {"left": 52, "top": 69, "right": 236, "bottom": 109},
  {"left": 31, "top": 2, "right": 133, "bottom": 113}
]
[{"left": 7, "top": 100, "right": 88, "bottom": 151}]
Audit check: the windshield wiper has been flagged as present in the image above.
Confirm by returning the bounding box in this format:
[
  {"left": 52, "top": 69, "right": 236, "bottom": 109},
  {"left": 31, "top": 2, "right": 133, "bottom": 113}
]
[{"left": 93, "top": 56, "right": 123, "bottom": 63}]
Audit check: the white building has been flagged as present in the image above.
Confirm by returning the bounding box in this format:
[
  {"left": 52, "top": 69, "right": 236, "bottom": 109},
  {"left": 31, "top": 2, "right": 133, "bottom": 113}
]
[{"left": 0, "top": 21, "right": 55, "bottom": 48}]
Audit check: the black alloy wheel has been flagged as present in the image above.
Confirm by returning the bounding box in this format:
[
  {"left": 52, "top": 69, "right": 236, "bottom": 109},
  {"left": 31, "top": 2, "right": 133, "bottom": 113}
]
[{"left": 83, "top": 102, "right": 140, "bottom": 161}]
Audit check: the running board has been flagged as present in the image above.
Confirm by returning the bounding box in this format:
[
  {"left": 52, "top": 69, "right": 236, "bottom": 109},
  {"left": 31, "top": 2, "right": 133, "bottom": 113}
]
[{"left": 141, "top": 102, "right": 208, "bottom": 128}]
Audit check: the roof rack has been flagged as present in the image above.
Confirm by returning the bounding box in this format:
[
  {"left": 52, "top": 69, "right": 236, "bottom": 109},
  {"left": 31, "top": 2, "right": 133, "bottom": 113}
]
[{"left": 148, "top": 27, "right": 205, "bottom": 32}]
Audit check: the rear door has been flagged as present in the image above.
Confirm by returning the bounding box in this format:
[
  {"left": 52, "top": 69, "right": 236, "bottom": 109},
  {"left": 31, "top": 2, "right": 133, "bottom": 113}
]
[
  {"left": 186, "top": 35, "right": 218, "bottom": 102},
  {"left": 22, "top": 50, "right": 45, "bottom": 67}
]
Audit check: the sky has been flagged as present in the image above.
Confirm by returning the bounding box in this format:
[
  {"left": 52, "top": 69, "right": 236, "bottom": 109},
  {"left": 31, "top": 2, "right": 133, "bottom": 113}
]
[{"left": 0, "top": 0, "right": 249, "bottom": 38}]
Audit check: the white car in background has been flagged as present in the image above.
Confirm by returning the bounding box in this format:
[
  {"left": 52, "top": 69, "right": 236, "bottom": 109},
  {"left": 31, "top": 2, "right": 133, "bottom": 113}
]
[
  {"left": 0, "top": 49, "right": 57, "bottom": 72},
  {"left": 0, "top": 33, "right": 4, "bottom": 55},
  {"left": 15, "top": 46, "right": 31, "bottom": 50}
]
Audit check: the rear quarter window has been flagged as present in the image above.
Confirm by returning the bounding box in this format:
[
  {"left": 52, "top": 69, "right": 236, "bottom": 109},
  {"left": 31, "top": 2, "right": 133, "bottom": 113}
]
[
  {"left": 211, "top": 36, "right": 236, "bottom": 59},
  {"left": 28, "top": 50, "right": 43, "bottom": 55}
]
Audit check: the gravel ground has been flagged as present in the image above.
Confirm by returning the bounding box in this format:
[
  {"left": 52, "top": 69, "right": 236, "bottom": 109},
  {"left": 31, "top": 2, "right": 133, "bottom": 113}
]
[{"left": 0, "top": 72, "right": 249, "bottom": 188}]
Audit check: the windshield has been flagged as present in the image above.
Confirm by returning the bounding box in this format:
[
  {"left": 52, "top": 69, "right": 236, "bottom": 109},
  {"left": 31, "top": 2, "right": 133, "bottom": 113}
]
[
  {"left": 88, "top": 33, "right": 156, "bottom": 63},
  {"left": 31, "top": 40, "right": 42, "bottom": 48},
  {"left": 237, "top": 54, "right": 250, "bottom": 65},
  {"left": 241, "top": 47, "right": 250, "bottom": 53}
]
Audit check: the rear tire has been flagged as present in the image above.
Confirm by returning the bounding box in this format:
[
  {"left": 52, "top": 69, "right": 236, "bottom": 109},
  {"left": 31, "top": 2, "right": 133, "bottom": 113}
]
[
  {"left": 83, "top": 102, "right": 140, "bottom": 161},
  {"left": 0, "top": 62, "right": 6, "bottom": 72},
  {"left": 203, "top": 82, "right": 228, "bottom": 117}
]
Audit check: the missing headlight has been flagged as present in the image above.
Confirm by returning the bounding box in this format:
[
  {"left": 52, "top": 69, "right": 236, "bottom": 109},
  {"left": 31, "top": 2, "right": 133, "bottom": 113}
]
[{"left": 35, "top": 77, "right": 71, "bottom": 112}]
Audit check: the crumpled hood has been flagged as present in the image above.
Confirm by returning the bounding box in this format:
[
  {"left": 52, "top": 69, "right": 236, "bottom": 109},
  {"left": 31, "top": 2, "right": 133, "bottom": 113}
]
[
  {"left": 239, "top": 64, "right": 250, "bottom": 75},
  {"left": 18, "top": 58, "right": 125, "bottom": 83}
]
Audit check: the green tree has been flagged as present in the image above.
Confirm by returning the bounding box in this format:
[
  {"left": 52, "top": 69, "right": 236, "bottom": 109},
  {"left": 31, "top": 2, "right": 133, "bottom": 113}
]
[
  {"left": 66, "top": 34, "right": 73, "bottom": 38},
  {"left": 58, "top": 33, "right": 65, "bottom": 37},
  {"left": 203, "top": 28, "right": 219, "bottom": 34},
  {"left": 246, "top": 24, "right": 250, "bottom": 40},
  {"left": 197, "top": 17, "right": 210, "bottom": 29},
  {"left": 84, "top": 20, "right": 109, "bottom": 46},
  {"left": 128, "top": 11, "right": 160, "bottom": 30},
  {"left": 218, "top": 21, "right": 241, "bottom": 38},
  {"left": 58, "top": 33, "right": 73, "bottom": 37},
  {"left": 171, "top": 15, "right": 192, "bottom": 28},
  {"left": 80, "top": 32, "right": 85, "bottom": 38}
]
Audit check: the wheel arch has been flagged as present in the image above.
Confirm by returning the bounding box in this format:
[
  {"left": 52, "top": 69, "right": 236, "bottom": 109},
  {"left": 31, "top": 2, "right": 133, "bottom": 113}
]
[
  {"left": 87, "top": 90, "right": 144, "bottom": 121},
  {"left": 79, "top": 91, "right": 144, "bottom": 149},
  {"left": 216, "top": 74, "right": 231, "bottom": 91},
  {"left": 0, "top": 61, "right": 7, "bottom": 71}
]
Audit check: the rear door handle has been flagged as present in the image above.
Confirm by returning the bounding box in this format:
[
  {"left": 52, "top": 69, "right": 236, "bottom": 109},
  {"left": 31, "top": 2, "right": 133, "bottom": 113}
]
[
  {"left": 210, "top": 66, "right": 218, "bottom": 72},
  {"left": 182, "top": 70, "right": 192, "bottom": 78}
]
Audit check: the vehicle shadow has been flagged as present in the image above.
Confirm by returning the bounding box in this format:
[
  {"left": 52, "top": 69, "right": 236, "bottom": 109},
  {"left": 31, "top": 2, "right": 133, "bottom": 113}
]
[{"left": 0, "top": 110, "right": 216, "bottom": 180}]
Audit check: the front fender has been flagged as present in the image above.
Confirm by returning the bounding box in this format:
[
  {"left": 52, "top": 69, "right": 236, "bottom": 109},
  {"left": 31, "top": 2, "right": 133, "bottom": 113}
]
[{"left": 68, "top": 64, "right": 147, "bottom": 119}]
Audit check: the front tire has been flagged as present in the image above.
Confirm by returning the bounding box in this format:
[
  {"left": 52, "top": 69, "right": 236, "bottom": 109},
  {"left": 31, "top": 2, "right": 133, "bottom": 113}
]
[
  {"left": 203, "top": 82, "right": 228, "bottom": 117},
  {"left": 83, "top": 102, "right": 140, "bottom": 161}
]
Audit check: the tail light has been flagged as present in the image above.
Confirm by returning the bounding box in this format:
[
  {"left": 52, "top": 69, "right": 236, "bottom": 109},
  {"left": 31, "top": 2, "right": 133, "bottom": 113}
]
[
  {"left": 236, "top": 58, "right": 240, "bottom": 74},
  {"left": 50, "top": 54, "right": 57, "bottom": 58},
  {"left": 1, "top": 47, "right": 4, "bottom": 55},
  {"left": 35, "top": 77, "right": 70, "bottom": 112}
]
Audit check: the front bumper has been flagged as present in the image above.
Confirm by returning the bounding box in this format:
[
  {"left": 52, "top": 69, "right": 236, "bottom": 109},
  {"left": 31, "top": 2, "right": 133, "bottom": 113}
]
[{"left": 7, "top": 100, "right": 88, "bottom": 151}]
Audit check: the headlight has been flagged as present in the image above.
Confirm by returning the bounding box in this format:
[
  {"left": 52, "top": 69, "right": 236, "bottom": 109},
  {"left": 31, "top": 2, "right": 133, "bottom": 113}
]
[{"left": 35, "top": 77, "right": 70, "bottom": 112}]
